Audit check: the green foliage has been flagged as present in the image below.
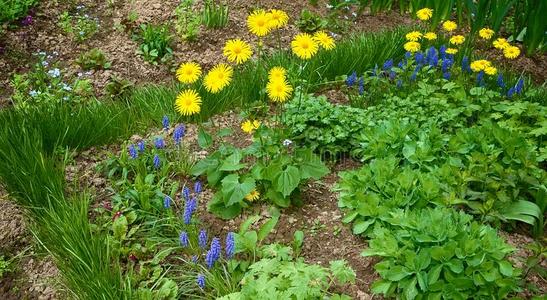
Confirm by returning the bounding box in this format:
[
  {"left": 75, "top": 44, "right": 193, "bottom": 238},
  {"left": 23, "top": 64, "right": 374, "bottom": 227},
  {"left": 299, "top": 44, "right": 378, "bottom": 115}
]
[
  {"left": 58, "top": 11, "right": 99, "bottom": 42},
  {"left": 76, "top": 48, "right": 111, "bottom": 70},
  {"left": 174, "top": 0, "right": 200, "bottom": 41},
  {"left": 191, "top": 125, "right": 329, "bottom": 219},
  {"left": 136, "top": 24, "right": 173, "bottom": 64},
  {"left": 363, "top": 207, "right": 521, "bottom": 300},
  {"left": 296, "top": 9, "right": 328, "bottom": 33},
  {"left": 0, "top": 256, "right": 11, "bottom": 278},
  {"left": 0, "top": 0, "right": 37, "bottom": 24},
  {"left": 104, "top": 76, "right": 134, "bottom": 100},
  {"left": 511, "top": 0, "right": 546, "bottom": 55},
  {"left": 202, "top": 0, "right": 228, "bottom": 29}
]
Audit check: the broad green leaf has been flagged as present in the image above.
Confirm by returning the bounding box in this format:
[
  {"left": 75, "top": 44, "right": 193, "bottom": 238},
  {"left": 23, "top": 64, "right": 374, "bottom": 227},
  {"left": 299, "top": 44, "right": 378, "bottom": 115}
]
[
  {"left": 258, "top": 209, "right": 280, "bottom": 241},
  {"left": 352, "top": 219, "right": 375, "bottom": 235},
  {"left": 221, "top": 174, "right": 256, "bottom": 206},
  {"left": 274, "top": 166, "right": 301, "bottom": 197},
  {"left": 112, "top": 215, "right": 128, "bottom": 240},
  {"left": 498, "top": 261, "right": 513, "bottom": 277},
  {"left": 219, "top": 151, "right": 246, "bottom": 171},
  {"left": 371, "top": 279, "right": 393, "bottom": 294},
  {"left": 197, "top": 127, "right": 213, "bottom": 149}
]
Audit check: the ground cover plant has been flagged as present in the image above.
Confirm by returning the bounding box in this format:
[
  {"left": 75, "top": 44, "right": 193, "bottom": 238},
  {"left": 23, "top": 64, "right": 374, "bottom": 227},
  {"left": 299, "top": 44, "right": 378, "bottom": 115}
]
[{"left": 0, "top": 1, "right": 545, "bottom": 300}]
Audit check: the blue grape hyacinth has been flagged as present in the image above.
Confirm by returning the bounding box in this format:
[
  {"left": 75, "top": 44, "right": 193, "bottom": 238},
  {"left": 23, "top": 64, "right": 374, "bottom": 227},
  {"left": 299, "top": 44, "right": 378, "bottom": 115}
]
[
  {"left": 183, "top": 197, "right": 197, "bottom": 224},
  {"left": 173, "top": 124, "right": 185, "bottom": 144},
  {"left": 154, "top": 137, "right": 165, "bottom": 149},
  {"left": 198, "top": 229, "right": 208, "bottom": 249},
  {"left": 346, "top": 71, "right": 357, "bottom": 87},
  {"left": 163, "top": 195, "right": 172, "bottom": 209},
  {"left": 497, "top": 74, "right": 506, "bottom": 89},
  {"left": 194, "top": 181, "right": 202, "bottom": 194},
  {"left": 162, "top": 115, "right": 169, "bottom": 130},
  {"left": 197, "top": 274, "right": 205, "bottom": 289},
  {"left": 515, "top": 78, "right": 524, "bottom": 94},
  {"left": 153, "top": 154, "right": 161, "bottom": 169},
  {"left": 137, "top": 140, "right": 145, "bottom": 152},
  {"left": 225, "top": 232, "right": 235, "bottom": 259},
  {"left": 205, "top": 237, "right": 221, "bottom": 268},
  {"left": 182, "top": 186, "right": 191, "bottom": 202},
  {"left": 179, "top": 231, "right": 189, "bottom": 247},
  {"left": 128, "top": 144, "right": 138, "bottom": 159}
]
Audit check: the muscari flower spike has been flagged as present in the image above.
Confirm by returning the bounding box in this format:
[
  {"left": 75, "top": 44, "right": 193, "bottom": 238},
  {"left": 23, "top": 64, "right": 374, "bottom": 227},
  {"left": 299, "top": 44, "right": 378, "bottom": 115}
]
[
  {"left": 197, "top": 274, "right": 206, "bottom": 289},
  {"left": 443, "top": 72, "right": 451, "bottom": 80},
  {"left": 515, "top": 78, "right": 524, "bottom": 94},
  {"left": 137, "top": 141, "right": 145, "bottom": 152},
  {"left": 346, "top": 71, "right": 357, "bottom": 87},
  {"left": 162, "top": 115, "right": 169, "bottom": 130},
  {"left": 205, "top": 237, "right": 221, "bottom": 269},
  {"left": 439, "top": 45, "right": 447, "bottom": 60},
  {"left": 179, "top": 231, "right": 189, "bottom": 247},
  {"left": 225, "top": 232, "right": 235, "bottom": 259},
  {"left": 173, "top": 124, "right": 186, "bottom": 144},
  {"left": 415, "top": 52, "right": 425, "bottom": 65},
  {"left": 164, "top": 195, "right": 172, "bottom": 209},
  {"left": 153, "top": 154, "right": 161, "bottom": 169},
  {"left": 194, "top": 181, "right": 202, "bottom": 194},
  {"left": 389, "top": 71, "right": 396, "bottom": 81},
  {"left": 182, "top": 186, "right": 191, "bottom": 202},
  {"left": 476, "top": 71, "right": 485, "bottom": 86},
  {"left": 383, "top": 59, "right": 393, "bottom": 71},
  {"left": 155, "top": 137, "right": 165, "bottom": 149},
  {"left": 198, "top": 229, "right": 208, "bottom": 249},
  {"left": 404, "top": 51, "right": 412, "bottom": 60},
  {"left": 507, "top": 87, "right": 515, "bottom": 98},
  {"left": 183, "top": 197, "right": 197, "bottom": 224},
  {"left": 128, "top": 144, "right": 138, "bottom": 159},
  {"left": 497, "top": 74, "right": 505, "bottom": 89},
  {"left": 461, "top": 56, "right": 471, "bottom": 73},
  {"left": 358, "top": 77, "right": 364, "bottom": 95},
  {"left": 192, "top": 255, "right": 198, "bottom": 263}
]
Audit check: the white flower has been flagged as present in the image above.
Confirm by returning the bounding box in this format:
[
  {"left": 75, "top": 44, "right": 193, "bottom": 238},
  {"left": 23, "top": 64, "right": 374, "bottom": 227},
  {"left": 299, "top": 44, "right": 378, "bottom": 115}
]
[
  {"left": 282, "top": 139, "right": 293, "bottom": 147},
  {"left": 29, "top": 90, "right": 39, "bottom": 97},
  {"left": 48, "top": 68, "right": 60, "bottom": 78}
]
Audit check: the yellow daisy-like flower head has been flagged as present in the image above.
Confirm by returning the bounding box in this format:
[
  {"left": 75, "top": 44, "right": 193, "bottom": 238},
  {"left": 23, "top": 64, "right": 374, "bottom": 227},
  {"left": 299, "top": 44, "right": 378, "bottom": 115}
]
[
  {"left": 404, "top": 41, "right": 421, "bottom": 53},
  {"left": 291, "top": 33, "right": 319, "bottom": 60},
  {"left": 175, "top": 89, "right": 202, "bottom": 116},
  {"left": 223, "top": 39, "right": 253, "bottom": 64},
  {"left": 406, "top": 31, "right": 422, "bottom": 42},
  {"left": 268, "top": 66, "right": 287, "bottom": 82},
  {"left": 241, "top": 120, "right": 261, "bottom": 134},
  {"left": 268, "top": 9, "right": 289, "bottom": 28},
  {"left": 247, "top": 10, "right": 271, "bottom": 37},
  {"left": 484, "top": 66, "right": 497, "bottom": 76},
  {"left": 445, "top": 48, "right": 458, "bottom": 55},
  {"left": 479, "top": 28, "right": 495, "bottom": 40},
  {"left": 470, "top": 59, "right": 491, "bottom": 72},
  {"left": 416, "top": 8, "right": 433, "bottom": 21},
  {"left": 176, "top": 62, "right": 202, "bottom": 84},
  {"left": 245, "top": 189, "right": 260, "bottom": 201},
  {"left": 266, "top": 79, "right": 293, "bottom": 102},
  {"left": 313, "top": 31, "right": 336, "bottom": 50},
  {"left": 493, "top": 38, "right": 510, "bottom": 49},
  {"left": 449, "top": 35, "right": 465, "bottom": 45},
  {"left": 203, "top": 64, "right": 233, "bottom": 93},
  {"left": 503, "top": 46, "right": 520, "bottom": 59},
  {"left": 442, "top": 20, "right": 457, "bottom": 32},
  {"left": 423, "top": 32, "right": 437, "bottom": 40}
]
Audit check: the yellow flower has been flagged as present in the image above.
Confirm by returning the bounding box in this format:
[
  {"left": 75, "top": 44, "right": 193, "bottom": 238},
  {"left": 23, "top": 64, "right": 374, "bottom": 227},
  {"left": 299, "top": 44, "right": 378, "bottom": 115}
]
[
  {"left": 503, "top": 46, "right": 520, "bottom": 59},
  {"left": 203, "top": 64, "right": 233, "bottom": 93},
  {"left": 176, "top": 62, "right": 202, "bottom": 84},
  {"left": 442, "top": 20, "right": 457, "bottom": 32},
  {"left": 241, "top": 120, "right": 261, "bottom": 134},
  {"left": 404, "top": 41, "right": 421, "bottom": 53},
  {"left": 268, "top": 66, "right": 286, "bottom": 82},
  {"left": 416, "top": 8, "right": 433, "bottom": 21},
  {"left": 223, "top": 39, "right": 253, "bottom": 64},
  {"left": 406, "top": 31, "right": 422, "bottom": 41},
  {"left": 247, "top": 10, "right": 272, "bottom": 37},
  {"left": 484, "top": 66, "right": 497, "bottom": 76},
  {"left": 313, "top": 31, "right": 336, "bottom": 50},
  {"left": 268, "top": 9, "right": 289, "bottom": 28},
  {"left": 423, "top": 32, "right": 437, "bottom": 40},
  {"left": 175, "top": 89, "right": 201, "bottom": 116},
  {"left": 291, "top": 33, "right": 319, "bottom": 60},
  {"left": 479, "top": 28, "right": 495, "bottom": 40},
  {"left": 445, "top": 48, "right": 458, "bottom": 55},
  {"left": 245, "top": 189, "right": 260, "bottom": 201},
  {"left": 493, "top": 38, "right": 509, "bottom": 49},
  {"left": 470, "top": 59, "right": 491, "bottom": 72},
  {"left": 267, "top": 79, "right": 293, "bottom": 102},
  {"left": 449, "top": 35, "right": 465, "bottom": 45}
]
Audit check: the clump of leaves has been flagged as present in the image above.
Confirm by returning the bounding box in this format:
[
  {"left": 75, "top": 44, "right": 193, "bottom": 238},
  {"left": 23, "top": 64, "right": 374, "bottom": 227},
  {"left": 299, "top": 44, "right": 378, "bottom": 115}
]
[
  {"left": 191, "top": 126, "right": 329, "bottom": 219},
  {"left": 174, "top": 0, "right": 200, "bottom": 41},
  {"left": 104, "top": 75, "right": 134, "bottom": 100},
  {"left": 363, "top": 207, "right": 522, "bottom": 299},
  {"left": 136, "top": 23, "right": 173, "bottom": 64},
  {"left": 296, "top": 9, "right": 328, "bottom": 33},
  {"left": 76, "top": 48, "right": 111, "bottom": 70},
  {"left": 58, "top": 11, "right": 99, "bottom": 42},
  {"left": 0, "top": 0, "right": 38, "bottom": 24},
  {"left": 202, "top": 0, "right": 228, "bottom": 29}
]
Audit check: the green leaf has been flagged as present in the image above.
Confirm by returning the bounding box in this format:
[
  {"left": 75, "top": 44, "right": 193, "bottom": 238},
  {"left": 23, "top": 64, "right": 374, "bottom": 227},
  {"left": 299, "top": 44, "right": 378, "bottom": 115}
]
[
  {"left": 197, "top": 127, "right": 213, "bottom": 149},
  {"left": 329, "top": 260, "right": 356, "bottom": 284},
  {"left": 274, "top": 166, "right": 301, "bottom": 197},
  {"left": 265, "top": 188, "right": 291, "bottom": 207},
  {"left": 112, "top": 215, "right": 128, "bottom": 240},
  {"left": 239, "top": 215, "right": 260, "bottom": 234},
  {"left": 219, "top": 151, "right": 246, "bottom": 171},
  {"left": 385, "top": 266, "right": 411, "bottom": 281},
  {"left": 371, "top": 279, "right": 393, "bottom": 294},
  {"left": 221, "top": 174, "right": 256, "bottom": 206},
  {"left": 352, "top": 219, "right": 375, "bottom": 235},
  {"left": 293, "top": 230, "right": 304, "bottom": 252},
  {"left": 498, "top": 261, "right": 513, "bottom": 276},
  {"left": 258, "top": 209, "right": 280, "bottom": 241}
]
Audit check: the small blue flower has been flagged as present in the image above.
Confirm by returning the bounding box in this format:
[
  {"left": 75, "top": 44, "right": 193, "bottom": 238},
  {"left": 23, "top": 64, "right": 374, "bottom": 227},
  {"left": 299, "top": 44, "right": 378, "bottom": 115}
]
[
  {"left": 389, "top": 71, "right": 396, "bottom": 81},
  {"left": 191, "top": 255, "right": 198, "bottom": 263},
  {"left": 179, "top": 231, "right": 189, "bottom": 247},
  {"left": 198, "top": 229, "right": 208, "bottom": 249},
  {"left": 205, "top": 237, "right": 221, "bottom": 268},
  {"left": 397, "top": 60, "right": 405, "bottom": 69},
  {"left": 358, "top": 77, "right": 364, "bottom": 95},
  {"left": 507, "top": 87, "right": 515, "bottom": 98},
  {"left": 164, "top": 195, "right": 172, "bottom": 209},
  {"left": 153, "top": 154, "right": 161, "bottom": 169},
  {"left": 476, "top": 71, "right": 485, "bottom": 86},
  {"left": 128, "top": 144, "right": 138, "bottom": 159},
  {"left": 154, "top": 137, "right": 165, "bottom": 149},
  {"left": 194, "top": 181, "right": 202, "bottom": 194},
  {"left": 439, "top": 45, "right": 447, "bottom": 60},
  {"left": 197, "top": 274, "right": 205, "bottom": 289},
  {"left": 515, "top": 78, "right": 524, "bottom": 94},
  {"left": 441, "top": 58, "right": 453, "bottom": 73},
  {"left": 182, "top": 186, "right": 191, "bottom": 202},
  {"left": 137, "top": 141, "right": 145, "bottom": 152},
  {"left": 443, "top": 72, "right": 451, "bottom": 80},
  {"left": 415, "top": 52, "right": 425, "bottom": 65},
  {"left": 404, "top": 51, "right": 412, "bottom": 60},
  {"left": 428, "top": 53, "right": 438, "bottom": 67},
  {"left": 346, "top": 71, "right": 357, "bottom": 87},
  {"left": 173, "top": 125, "right": 185, "bottom": 144},
  {"left": 162, "top": 115, "right": 169, "bottom": 130},
  {"left": 225, "top": 232, "right": 235, "bottom": 259},
  {"left": 48, "top": 68, "right": 61, "bottom": 78},
  {"left": 461, "top": 56, "right": 471, "bottom": 73},
  {"left": 183, "top": 198, "right": 197, "bottom": 224},
  {"left": 497, "top": 74, "right": 505, "bottom": 89},
  {"left": 383, "top": 59, "right": 393, "bottom": 71}
]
